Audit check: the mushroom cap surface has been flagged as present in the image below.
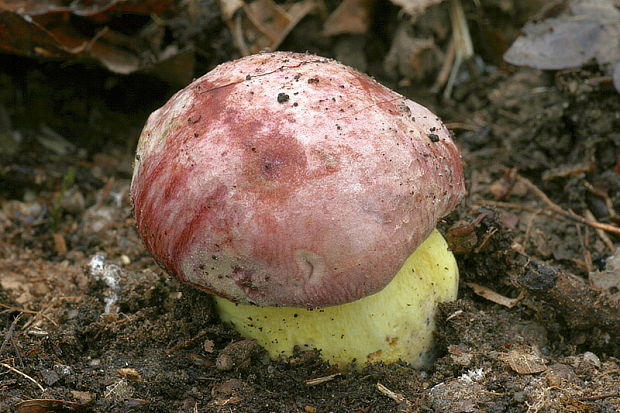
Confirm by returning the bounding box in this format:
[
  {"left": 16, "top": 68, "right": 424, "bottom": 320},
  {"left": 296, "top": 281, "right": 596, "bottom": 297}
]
[{"left": 131, "top": 52, "right": 465, "bottom": 307}]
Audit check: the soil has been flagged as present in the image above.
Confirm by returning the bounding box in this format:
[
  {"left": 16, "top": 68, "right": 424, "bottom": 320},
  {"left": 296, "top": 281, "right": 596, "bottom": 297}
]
[{"left": 1, "top": 2, "right": 619, "bottom": 412}]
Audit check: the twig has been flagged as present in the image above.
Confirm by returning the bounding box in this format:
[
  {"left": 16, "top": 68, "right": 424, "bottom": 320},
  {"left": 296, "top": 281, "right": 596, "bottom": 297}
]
[
  {"left": 517, "top": 175, "right": 620, "bottom": 235},
  {"left": 474, "top": 227, "right": 498, "bottom": 253},
  {"left": 0, "top": 303, "right": 37, "bottom": 314},
  {"left": 522, "top": 209, "right": 543, "bottom": 252},
  {"left": 444, "top": 48, "right": 462, "bottom": 100},
  {"left": 22, "top": 299, "right": 59, "bottom": 331},
  {"left": 165, "top": 330, "right": 207, "bottom": 355},
  {"left": 444, "top": 0, "right": 474, "bottom": 99},
  {"left": 584, "top": 209, "right": 616, "bottom": 254},
  {"left": 233, "top": 12, "right": 251, "bottom": 56},
  {"left": 376, "top": 382, "right": 413, "bottom": 410},
  {"left": 0, "top": 362, "right": 45, "bottom": 392},
  {"left": 305, "top": 373, "right": 341, "bottom": 386},
  {"left": 575, "top": 223, "right": 593, "bottom": 273},
  {"left": 579, "top": 392, "right": 620, "bottom": 401},
  {"left": 432, "top": 37, "right": 455, "bottom": 93},
  {"left": 0, "top": 314, "right": 22, "bottom": 355},
  {"left": 476, "top": 200, "right": 540, "bottom": 213},
  {"left": 466, "top": 282, "right": 523, "bottom": 308},
  {"left": 444, "top": 121, "right": 478, "bottom": 131}
]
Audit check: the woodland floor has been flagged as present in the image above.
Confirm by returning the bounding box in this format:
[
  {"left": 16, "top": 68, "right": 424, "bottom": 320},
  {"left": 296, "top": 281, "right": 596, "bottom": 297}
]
[{"left": 1, "top": 1, "right": 619, "bottom": 412}]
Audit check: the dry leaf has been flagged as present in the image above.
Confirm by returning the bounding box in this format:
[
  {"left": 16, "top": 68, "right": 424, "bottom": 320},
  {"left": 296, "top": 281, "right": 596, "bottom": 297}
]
[
  {"left": 305, "top": 373, "right": 341, "bottom": 386},
  {"left": 117, "top": 367, "right": 142, "bottom": 382},
  {"left": 16, "top": 399, "right": 86, "bottom": 413},
  {"left": 0, "top": 10, "right": 72, "bottom": 58},
  {"left": 466, "top": 282, "right": 522, "bottom": 308},
  {"left": 0, "top": 0, "right": 175, "bottom": 17},
  {"left": 219, "top": 0, "right": 315, "bottom": 55},
  {"left": 217, "top": 0, "right": 244, "bottom": 21},
  {"left": 504, "top": 0, "right": 620, "bottom": 74},
  {"left": 388, "top": 0, "right": 444, "bottom": 16},
  {"left": 143, "top": 47, "right": 195, "bottom": 87},
  {"left": 243, "top": 0, "right": 315, "bottom": 53},
  {"left": 384, "top": 22, "right": 442, "bottom": 80},
  {"left": 323, "top": 0, "right": 376, "bottom": 36},
  {"left": 499, "top": 349, "right": 547, "bottom": 374},
  {"left": 0, "top": 2, "right": 193, "bottom": 83}
]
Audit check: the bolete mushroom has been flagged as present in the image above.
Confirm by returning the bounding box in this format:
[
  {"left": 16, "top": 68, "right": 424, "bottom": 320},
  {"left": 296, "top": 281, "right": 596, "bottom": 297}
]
[{"left": 131, "top": 52, "right": 465, "bottom": 367}]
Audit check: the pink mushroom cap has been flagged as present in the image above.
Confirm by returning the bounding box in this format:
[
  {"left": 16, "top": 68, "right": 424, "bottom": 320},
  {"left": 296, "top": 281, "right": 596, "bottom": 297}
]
[{"left": 130, "top": 52, "right": 465, "bottom": 308}]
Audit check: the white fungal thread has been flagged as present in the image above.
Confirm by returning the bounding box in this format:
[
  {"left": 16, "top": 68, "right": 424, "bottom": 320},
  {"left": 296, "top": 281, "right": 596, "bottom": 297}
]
[
  {"left": 89, "top": 252, "right": 121, "bottom": 315},
  {"left": 459, "top": 368, "right": 485, "bottom": 383}
]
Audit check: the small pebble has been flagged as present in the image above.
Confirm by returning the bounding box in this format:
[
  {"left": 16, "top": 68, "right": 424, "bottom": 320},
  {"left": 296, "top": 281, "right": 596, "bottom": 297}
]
[
  {"left": 582, "top": 351, "right": 601, "bottom": 368},
  {"left": 121, "top": 255, "right": 131, "bottom": 265},
  {"left": 545, "top": 364, "right": 577, "bottom": 387},
  {"left": 215, "top": 353, "right": 233, "bottom": 371}
]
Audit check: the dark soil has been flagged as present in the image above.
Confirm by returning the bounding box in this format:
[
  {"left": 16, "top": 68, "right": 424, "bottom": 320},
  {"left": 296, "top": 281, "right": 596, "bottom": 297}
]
[{"left": 1, "top": 2, "right": 619, "bottom": 412}]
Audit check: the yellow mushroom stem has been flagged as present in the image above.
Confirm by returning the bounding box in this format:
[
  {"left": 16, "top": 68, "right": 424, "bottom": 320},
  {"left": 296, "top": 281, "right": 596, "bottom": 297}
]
[{"left": 213, "top": 229, "right": 458, "bottom": 368}]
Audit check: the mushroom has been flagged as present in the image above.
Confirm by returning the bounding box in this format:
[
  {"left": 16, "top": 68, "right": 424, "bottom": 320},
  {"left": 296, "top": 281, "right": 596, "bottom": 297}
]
[{"left": 130, "top": 52, "right": 465, "bottom": 367}]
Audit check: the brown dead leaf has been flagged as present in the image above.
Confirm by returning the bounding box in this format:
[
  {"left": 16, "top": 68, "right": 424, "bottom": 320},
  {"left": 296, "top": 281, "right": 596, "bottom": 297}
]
[
  {"left": 0, "top": 10, "right": 72, "bottom": 58},
  {"left": 218, "top": 0, "right": 315, "bottom": 55},
  {"left": 499, "top": 349, "right": 547, "bottom": 374},
  {"left": 53, "top": 233, "right": 67, "bottom": 255},
  {"left": 322, "top": 0, "right": 376, "bottom": 36},
  {"left": 244, "top": 0, "right": 297, "bottom": 45},
  {"left": 86, "top": 28, "right": 142, "bottom": 74},
  {"left": 218, "top": 0, "right": 244, "bottom": 21},
  {"left": 388, "top": 0, "right": 444, "bottom": 16},
  {"left": 466, "top": 282, "right": 522, "bottom": 308},
  {"left": 70, "top": 391, "right": 95, "bottom": 404},
  {"left": 144, "top": 47, "right": 195, "bottom": 87},
  {"left": 0, "top": 2, "right": 192, "bottom": 83},
  {"left": 16, "top": 398, "right": 86, "bottom": 413},
  {"left": 1, "top": 0, "right": 175, "bottom": 18},
  {"left": 305, "top": 373, "right": 341, "bottom": 386},
  {"left": 489, "top": 168, "right": 517, "bottom": 199},
  {"left": 542, "top": 161, "right": 594, "bottom": 181},
  {"left": 504, "top": 0, "right": 620, "bottom": 90},
  {"left": 384, "top": 22, "right": 442, "bottom": 81},
  {"left": 117, "top": 367, "right": 143, "bottom": 382}
]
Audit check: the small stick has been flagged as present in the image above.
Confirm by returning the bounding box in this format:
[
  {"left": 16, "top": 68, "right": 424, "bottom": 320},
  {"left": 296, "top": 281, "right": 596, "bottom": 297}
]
[
  {"left": 233, "top": 13, "right": 251, "bottom": 56},
  {"left": 0, "top": 314, "right": 22, "bottom": 355},
  {"left": 522, "top": 209, "right": 543, "bottom": 252},
  {"left": 476, "top": 200, "right": 540, "bottom": 213},
  {"left": 432, "top": 38, "right": 455, "bottom": 93},
  {"left": 575, "top": 223, "right": 593, "bottom": 273},
  {"left": 376, "top": 382, "right": 413, "bottom": 410},
  {"left": 517, "top": 175, "right": 620, "bottom": 235},
  {"left": 444, "top": 0, "right": 474, "bottom": 99},
  {"left": 165, "top": 330, "right": 207, "bottom": 355},
  {"left": 22, "top": 300, "right": 58, "bottom": 331},
  {"left": 0, "top": 303, "right": 37, "bottom": 314},
  {"left": 0, "top": 362, "right": 45, "bottom": 392},
  {"left": 584, "top": 209, "right": 616, "bottom": 254},
  {"left": 474, "top": 227, "right": 498, "bottom": 253},
  {"left": 305, "top": 373, "right": 341, "bottom": 386},
  {"left": 579, "top": 392, "right": 620, "bottom": 401}
]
